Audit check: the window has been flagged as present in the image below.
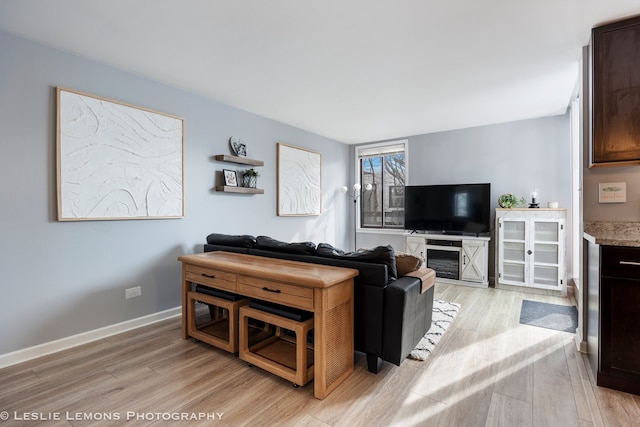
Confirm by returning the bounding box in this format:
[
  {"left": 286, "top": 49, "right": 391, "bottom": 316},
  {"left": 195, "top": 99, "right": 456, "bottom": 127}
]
[{"left": 356, "top": 140, "right": 407, "bottom": 229}]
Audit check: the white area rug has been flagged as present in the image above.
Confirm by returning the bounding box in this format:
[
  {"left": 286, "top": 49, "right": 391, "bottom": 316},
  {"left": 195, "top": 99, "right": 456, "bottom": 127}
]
[{"left": 408, "top": 299, "right": 461, "bottom": 361}]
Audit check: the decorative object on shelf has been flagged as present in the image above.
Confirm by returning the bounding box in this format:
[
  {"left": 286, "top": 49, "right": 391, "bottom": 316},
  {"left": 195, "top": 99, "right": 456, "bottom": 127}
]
[
  {"left": 548, "top": 201, "right": 559, "bottom": 208},
  {"left": 242, "top": 168, "right": 259, "bottom": 188},
  {"left": 529, "top": 189, "right": 540, "bottom": 208},
  {"left": 277, "top": 143, "right": 321, "bottom": 216},
  {"left": 223, "top": 169, "right": 238, "bottom": 187},
  {"left": 340, "top": 183, "right": 372, "bottom": 249},
  {"left": 498, "top": 194, "right": 526, "bottom": 209},
  {"left": 229, "top": 136, "right": 247, "bottom": 157},
  {"left": 56, "top": 87, "right": 185, "bottom": 221}
]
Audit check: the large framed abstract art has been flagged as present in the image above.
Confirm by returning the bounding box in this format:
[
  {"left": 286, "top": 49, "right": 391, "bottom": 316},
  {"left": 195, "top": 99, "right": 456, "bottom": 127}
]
[
  {"left": 277, "top": 143, "right": 322, "bottom": 216},
  {"left": 56, "top": 87, "right": 185, "bottom": 221}
]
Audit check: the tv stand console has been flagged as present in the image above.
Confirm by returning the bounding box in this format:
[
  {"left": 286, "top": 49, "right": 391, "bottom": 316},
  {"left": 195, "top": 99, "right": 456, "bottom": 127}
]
[{"left": 405, "top": 233, "right": 490, "bottom": 288}]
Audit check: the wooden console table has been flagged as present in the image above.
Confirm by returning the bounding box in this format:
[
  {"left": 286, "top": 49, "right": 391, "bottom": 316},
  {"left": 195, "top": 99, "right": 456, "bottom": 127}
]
[{"left": 178, "top": 251, "right": 359, "bottom": 399}]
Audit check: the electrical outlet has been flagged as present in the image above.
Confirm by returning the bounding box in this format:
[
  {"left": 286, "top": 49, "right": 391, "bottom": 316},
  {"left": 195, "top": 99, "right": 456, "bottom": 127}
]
[{"left": 125, "top": 286, "right": 141, "bottom": 299}]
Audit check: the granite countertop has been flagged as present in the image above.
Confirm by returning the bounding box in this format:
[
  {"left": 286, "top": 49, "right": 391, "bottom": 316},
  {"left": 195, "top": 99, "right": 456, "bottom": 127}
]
[{"left": 584, "top": 221, "right": 640, "bottom": 247}]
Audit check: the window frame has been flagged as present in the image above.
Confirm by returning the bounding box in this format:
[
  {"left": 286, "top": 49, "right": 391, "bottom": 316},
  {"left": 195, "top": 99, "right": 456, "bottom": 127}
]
[{"left": 354, "top": 139, "right": 408, "bottom": 231}]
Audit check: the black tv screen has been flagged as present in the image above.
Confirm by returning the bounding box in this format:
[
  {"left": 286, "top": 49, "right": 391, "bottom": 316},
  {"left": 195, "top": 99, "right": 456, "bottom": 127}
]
[{"left": 404, "top": 183, "right": 491, "bottom": 235}]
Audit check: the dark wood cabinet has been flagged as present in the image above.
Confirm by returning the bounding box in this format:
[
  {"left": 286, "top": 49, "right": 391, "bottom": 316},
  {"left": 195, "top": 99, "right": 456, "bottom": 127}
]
[
  {"left": 596, "top": 246, "right": 640, "bottom": 395},
  {"left": 592, "top": 15, "right": 640, "bottom": 166}
]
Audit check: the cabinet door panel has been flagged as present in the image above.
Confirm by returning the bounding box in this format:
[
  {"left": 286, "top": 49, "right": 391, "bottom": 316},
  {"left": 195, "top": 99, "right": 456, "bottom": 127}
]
[
  {"left": 503, "top": 242, "right": 526, "bottom": 262},
  {"left": 533, "top": 220, "right": 560, "bottom": 242},
  {"left": 461, "top": 241, "right": 485, "bottom": 282},
  {"left": 405, "top": 237, "right": 425, "bottom": 262},
  {"left": 600, "top": 276, "right": 640, "bottom": 391},
  {"left": 533, "top": 243, "right": 559, "bottom": 264},
  {"left": 533, "top": 265, "right": 559, "bottom": 288},
  {"left": 502, "top": 262, "right": 526, "bottom": 285},
  {"left": 503, "top": 220, "right": 526, "bottom": 240}
]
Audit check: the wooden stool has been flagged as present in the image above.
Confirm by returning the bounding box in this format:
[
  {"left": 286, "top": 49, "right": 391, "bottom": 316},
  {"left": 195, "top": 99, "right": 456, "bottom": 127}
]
[
  {"left": 187, "top": 290, "right": 249, "bottom": 353},
  {"left": 239, "top": 304, "right": 314, "bottom": 387}
]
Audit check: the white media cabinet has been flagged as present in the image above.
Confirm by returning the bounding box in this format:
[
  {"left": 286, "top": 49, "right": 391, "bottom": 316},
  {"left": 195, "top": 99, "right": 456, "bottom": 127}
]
[{"left": 405, "top": 233, "right": 490, "bottom": 288}]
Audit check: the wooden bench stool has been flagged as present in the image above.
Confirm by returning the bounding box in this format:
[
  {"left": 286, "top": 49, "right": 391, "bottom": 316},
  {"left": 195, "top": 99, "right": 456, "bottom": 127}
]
[
  {"left": 187, "top": 285, "right": 249, "bottom": 353},
  {"left": 239, "top": 301, "right": 314, "bottom": 387}
]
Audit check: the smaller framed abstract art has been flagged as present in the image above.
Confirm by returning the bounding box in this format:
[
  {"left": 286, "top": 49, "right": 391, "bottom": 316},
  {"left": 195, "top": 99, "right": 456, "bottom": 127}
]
[
  {"left": 277, "top": 143, "right": 322, "bottom": 216},
  {"left": 56, "top": 87, "right": 184, "bottom": 221}
]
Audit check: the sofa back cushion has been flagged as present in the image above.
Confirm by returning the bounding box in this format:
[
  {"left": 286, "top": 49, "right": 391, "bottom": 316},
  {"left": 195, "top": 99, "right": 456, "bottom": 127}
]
[
  {"left": 255, "top": 236, "right": 316, "bottom": 255},
  {"left": 247, "top": 248, "right": 388, "bottom": 287},
  {"left": 316, "top": 243, "right": 397, "bottom": 283},
  {"left": 206, "top": 233, "right": 256, "bottom": 248}
]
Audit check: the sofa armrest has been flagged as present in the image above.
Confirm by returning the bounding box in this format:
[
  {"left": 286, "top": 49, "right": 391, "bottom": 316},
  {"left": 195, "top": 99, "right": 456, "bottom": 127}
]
[{"left": 382, "top": 276, "right": 435, "bottom": 365}]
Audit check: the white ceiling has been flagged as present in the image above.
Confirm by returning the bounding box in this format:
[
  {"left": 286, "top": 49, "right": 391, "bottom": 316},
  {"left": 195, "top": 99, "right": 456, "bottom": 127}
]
[{"left": 1, "top": 1, "right": 638, "bottom": 144}]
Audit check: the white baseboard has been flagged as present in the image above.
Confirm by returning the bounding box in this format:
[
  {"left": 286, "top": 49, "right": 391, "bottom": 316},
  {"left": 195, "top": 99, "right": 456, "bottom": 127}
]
[
  {"left": 0, "top": 306, "right": 181, "bottom": 369},
  {"left": 575, "top": 334, "right": 588, "bottom": 353}
]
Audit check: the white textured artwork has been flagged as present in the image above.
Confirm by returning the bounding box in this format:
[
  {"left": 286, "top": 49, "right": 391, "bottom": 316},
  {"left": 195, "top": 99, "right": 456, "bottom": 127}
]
[
  {"left": 277, "top": 143, "right": 322, "bottom": 216},
  {"left": 57, "top": 88, "right": 184, "bottom": 220}
]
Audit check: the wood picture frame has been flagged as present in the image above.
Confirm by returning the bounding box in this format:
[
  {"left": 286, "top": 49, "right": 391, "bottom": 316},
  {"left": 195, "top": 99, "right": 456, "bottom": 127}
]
[
  {"left": 57, "top": 87, "right": 184, "bottom": 220},
  {"left": 277, "top": 143, "right": 322, "bottom": 216},
  {"left": 591, "top": 15, "right": 640, "bottom": 167}
]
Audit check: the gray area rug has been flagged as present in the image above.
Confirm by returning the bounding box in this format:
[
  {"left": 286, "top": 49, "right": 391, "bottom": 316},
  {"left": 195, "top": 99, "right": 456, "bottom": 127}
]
[
  {"left": 409, "top": 299, "right": 460, "bottom": 361},
  {"left": 519, "top": 300, "right": 578, "bottom": 333}
]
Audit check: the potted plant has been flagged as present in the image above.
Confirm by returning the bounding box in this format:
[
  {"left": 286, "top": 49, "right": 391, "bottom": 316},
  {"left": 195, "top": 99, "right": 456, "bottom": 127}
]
[
  {"left": 498, "top": 194, "right": 526, "bottom": 208},
  {"left": 242, "top": 168, "right": 260, "bottom": 188}
]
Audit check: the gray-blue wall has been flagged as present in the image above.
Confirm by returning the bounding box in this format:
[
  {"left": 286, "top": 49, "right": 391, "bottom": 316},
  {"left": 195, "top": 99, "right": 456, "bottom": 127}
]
[
  {"left": 0, "top": 29, "right": 573, "bottom": 358},
  {"left": 356, "top": 114, "right": 572, "bottom": 281},
  {"left": 0, "top": 31, "right": 350, "bottom": 356}
]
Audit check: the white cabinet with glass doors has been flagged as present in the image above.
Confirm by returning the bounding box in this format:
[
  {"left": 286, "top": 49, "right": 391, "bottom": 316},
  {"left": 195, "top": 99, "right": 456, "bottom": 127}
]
[{"left": 495, "top": 208, "right": 566, "bottom": 296}]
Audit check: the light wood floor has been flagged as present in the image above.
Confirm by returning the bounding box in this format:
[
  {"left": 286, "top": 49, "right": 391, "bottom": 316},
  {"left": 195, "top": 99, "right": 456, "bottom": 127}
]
[{"left": 2, "top": 283, "right": 639, "bottom": 426}]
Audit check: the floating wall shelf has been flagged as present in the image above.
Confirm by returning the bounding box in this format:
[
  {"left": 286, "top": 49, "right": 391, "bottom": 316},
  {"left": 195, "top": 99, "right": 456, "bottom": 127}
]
[
  {"left": 215, "top": 186, "right": 264, "bottom": 194},
  {"left": 214, "top": 154, "right": 264, "bottom": 194},
  {"left": 214, "top": 155, "right": 264, "bottom": 167}
]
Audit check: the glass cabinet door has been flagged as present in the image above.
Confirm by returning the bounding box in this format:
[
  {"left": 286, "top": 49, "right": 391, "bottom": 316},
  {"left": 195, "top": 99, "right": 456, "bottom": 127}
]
[
  {"left": 530, "top": 219, "right": 564, "bottom": 290},
  {"left": 498, "top": 218, "right": 528, "bottom": 286}
]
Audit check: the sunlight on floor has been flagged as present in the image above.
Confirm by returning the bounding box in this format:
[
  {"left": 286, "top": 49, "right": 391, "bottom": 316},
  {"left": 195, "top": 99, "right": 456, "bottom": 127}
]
[{"left": 391, "top": 324, "right": 573, "bottom": 426}]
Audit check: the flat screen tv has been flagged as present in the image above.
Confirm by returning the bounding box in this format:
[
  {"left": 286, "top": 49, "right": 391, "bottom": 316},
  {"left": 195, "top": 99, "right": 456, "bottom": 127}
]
[{"left": 404, "top": 183, "right": 491, "bottom": 235}]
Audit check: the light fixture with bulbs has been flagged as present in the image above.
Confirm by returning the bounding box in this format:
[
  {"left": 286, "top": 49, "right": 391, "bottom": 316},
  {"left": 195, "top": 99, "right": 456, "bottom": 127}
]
[
  {"left": 340, "top": 182, "right": 372, "bottom": 250},
  {"left": 339, "top": 183, "right": 371, "bottom": 200}
]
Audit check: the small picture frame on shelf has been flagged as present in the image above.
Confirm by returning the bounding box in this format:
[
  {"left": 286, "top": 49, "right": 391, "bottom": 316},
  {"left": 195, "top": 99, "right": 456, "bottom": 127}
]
[{"left": 223, "top": 169, "right": 238, "bottom": 187}]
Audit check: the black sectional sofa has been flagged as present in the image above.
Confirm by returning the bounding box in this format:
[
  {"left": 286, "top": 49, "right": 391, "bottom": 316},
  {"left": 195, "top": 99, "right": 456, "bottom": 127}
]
[{"left": 203, "top": 234, "right": 435, "bottom": 373}]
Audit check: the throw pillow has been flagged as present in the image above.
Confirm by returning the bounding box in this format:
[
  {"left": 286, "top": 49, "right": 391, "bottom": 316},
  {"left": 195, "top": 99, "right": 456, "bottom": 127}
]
[
  {"left": 396, "top": 252, "right": 423, "bottom": 276},
  {"left": 255, "top": 236, "right": 317, "bottom": 255},
  {"left": 316, "top": 243, "right": 397, "bottom": 282},
  {"left": 206, "top": 233, "right": 256, "bottom": 248}
]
